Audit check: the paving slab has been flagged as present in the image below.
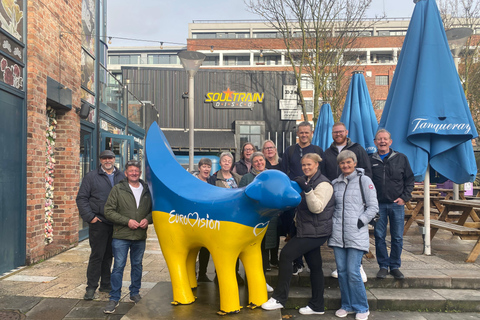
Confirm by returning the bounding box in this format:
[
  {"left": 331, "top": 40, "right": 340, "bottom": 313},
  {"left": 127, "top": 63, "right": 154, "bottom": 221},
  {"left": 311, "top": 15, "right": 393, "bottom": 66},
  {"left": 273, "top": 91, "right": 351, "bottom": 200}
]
[
  {"left": 0, "top": 295, "right": 42, "bottom": 313},
  {"left": 123, "top": 281, "right": 281, "bottom": 320},
  {"left": 25, "top": 298, "right": 78, "bottom": 320},
  {"left": 65, "top": 300, "right": 133, "bottom": 319}
]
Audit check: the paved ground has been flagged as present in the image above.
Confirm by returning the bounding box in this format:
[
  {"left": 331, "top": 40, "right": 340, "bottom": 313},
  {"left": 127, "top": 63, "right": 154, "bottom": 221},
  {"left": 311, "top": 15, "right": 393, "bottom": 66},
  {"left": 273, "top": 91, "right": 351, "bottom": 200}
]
[{"left": 1, "top": 225, "right": 480, "bottom": 319}]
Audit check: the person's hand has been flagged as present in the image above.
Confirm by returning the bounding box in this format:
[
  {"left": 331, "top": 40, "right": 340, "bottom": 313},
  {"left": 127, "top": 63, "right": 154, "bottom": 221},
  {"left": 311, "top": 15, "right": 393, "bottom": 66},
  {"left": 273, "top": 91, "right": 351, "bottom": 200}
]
[
  {"left": 357, "top": 219, "right": 365, "bottom": 229},
  {"left": 90, "top": 217, "right": 100, "bottom": 223},
  {"left": 128, "top": 219, "right": 140, "bottom": 230},
  {"left": 139, "top": 219, "right": 149, "bottom": 229},
  {"left": 394, "top": 198, "right": 406, "bottom": 205},
  {"left": 294, "top": 176, "right": 312, "bottom": 193},
  {"left": 285, "top": 234, "right": 291, "bottom": 242}
]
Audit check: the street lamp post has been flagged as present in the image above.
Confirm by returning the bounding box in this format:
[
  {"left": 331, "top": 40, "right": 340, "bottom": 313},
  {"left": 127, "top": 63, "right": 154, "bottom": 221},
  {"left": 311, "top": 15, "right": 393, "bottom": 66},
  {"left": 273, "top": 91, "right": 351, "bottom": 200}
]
[
  {"left": 446, "top": 27, "right": 473, "bottom": 200},
  {"left": 178, "top": 51, "right": 206, "bottom": 172}
]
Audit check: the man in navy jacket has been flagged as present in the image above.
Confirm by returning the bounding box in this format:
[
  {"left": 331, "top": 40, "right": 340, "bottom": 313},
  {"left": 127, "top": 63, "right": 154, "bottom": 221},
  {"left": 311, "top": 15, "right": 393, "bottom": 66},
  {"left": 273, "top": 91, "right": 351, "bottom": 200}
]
[{"left": 76, "top": 150, "right": 125, "bottom": 300}]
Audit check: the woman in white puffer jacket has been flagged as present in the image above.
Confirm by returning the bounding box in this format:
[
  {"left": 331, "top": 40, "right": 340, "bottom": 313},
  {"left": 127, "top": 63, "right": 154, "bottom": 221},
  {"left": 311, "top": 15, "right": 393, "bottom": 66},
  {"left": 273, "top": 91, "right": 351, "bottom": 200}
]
[{"left": 328, "top": 150, "right": 378, "bottom": 320}]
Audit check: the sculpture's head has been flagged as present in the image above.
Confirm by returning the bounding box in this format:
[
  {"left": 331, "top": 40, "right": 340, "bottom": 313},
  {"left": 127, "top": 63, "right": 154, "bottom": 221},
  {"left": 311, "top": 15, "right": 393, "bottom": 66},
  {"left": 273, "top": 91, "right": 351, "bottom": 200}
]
[{"left": 244, "top": 170, "right": 302, "bottom": 211}]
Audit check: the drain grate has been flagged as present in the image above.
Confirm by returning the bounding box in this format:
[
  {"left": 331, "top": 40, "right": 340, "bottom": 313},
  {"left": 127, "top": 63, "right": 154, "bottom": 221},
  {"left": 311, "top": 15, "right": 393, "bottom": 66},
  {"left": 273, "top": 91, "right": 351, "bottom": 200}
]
[{"left": 0, "top": 310, "right": 26, "bottom": 320}]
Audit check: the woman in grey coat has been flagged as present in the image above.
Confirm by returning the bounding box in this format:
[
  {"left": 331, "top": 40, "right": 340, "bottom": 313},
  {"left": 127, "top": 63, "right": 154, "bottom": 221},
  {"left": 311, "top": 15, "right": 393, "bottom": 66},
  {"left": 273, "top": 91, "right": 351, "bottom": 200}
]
[{"left": 328, "top": 150, "right": 378, "bottom": 320}]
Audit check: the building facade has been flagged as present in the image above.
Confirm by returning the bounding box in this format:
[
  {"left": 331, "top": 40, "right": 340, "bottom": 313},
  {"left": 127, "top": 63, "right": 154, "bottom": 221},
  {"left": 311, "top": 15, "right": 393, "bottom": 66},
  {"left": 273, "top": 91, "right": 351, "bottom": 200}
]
[{"left": 0, "top": 0, "right": 148, "bottom": 276}]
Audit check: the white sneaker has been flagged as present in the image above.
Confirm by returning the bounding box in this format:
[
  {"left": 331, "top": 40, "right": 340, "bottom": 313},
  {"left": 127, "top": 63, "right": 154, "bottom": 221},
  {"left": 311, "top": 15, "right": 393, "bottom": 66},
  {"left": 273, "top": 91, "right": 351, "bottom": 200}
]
[
  {"left": 299, "top": 305, "right": 325, "bottom": 315},
  {"left": 261, "top": 297, "right": 283, "bottom": 310},
  {"left": 360, "top": 265, "right": 367, "bottom": 283},
  {"left": 331, "top": 269, "right": 338, "bottom": 278},
  {"left": 292, "top": 265, "right": 303, "bottom": 275},
  {"left": 355, "top": 311, "right": 370, "bottom": 320},
  {"left": 266, "top": 283, "right": 274, "bottom": 293}
]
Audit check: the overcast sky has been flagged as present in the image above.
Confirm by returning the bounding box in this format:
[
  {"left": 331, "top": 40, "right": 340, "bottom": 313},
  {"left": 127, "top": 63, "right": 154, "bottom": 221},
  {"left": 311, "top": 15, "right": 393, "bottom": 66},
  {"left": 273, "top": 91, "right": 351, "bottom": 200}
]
[{"left": 107, "top": 0, "right": 417, "bottom": 47}]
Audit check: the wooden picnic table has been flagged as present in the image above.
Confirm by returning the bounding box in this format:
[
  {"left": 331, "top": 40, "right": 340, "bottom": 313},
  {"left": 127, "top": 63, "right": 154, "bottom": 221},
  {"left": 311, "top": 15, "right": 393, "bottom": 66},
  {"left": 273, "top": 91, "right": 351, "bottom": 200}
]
[
  {"left": 433, "top": 188, "right": 466, "bottom": 200},
  {"left": 416, "top": 199, "right": 480, "bottom": 262},
  {"left": 404, "top": 194, "right": 444, "bottom": 235}
]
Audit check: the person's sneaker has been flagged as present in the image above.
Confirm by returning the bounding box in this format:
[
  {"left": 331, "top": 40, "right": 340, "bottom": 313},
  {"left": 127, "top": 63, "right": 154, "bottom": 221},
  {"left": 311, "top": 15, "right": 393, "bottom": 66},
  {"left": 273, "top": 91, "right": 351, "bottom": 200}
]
[
  {"left": 197, "top": 273, "right": 212, "bottom": 282},
  {"left": 360, "top": 265, "right": 367, "bottom": 283},
  {"left": 355, "top": 311, "right": 370, "bottom": 320},
  {"left": 292, "top": 265, "right": 303, "bottom": 276},
  {"left": 376, "top": 268, "right": 388, "bottom": 279},
  {"left": 266, "top": 283, "right": 274, "bottom": 293},
  {"left": 390, "top": 268, "right": 405, "bottom": 280},
  {"left": 130, "top": 294, "right": 141, "bottom": 304},
  {"left": 261, "top": 297, "right": 284, "bottom": 310},
  {"left": 103, "top": 300, "right": 119, "bottom": 314},
  {"left": 331, "top": 269, "right": 338, "bottom": 278},
  {"left": 98, "top": 285, "right": 111, "bottom": 293},
  {"left": 83, "top": 288, "right": 95, "bottom": 300},
  {"left": 270, "top": 262, "right": 279, "bottom": 268},
  {"left": 335, "top": 308, "right": 354, "bottom": 318},
  {"left": 299, "top": 305, "right": 325, "bottom": 315}
]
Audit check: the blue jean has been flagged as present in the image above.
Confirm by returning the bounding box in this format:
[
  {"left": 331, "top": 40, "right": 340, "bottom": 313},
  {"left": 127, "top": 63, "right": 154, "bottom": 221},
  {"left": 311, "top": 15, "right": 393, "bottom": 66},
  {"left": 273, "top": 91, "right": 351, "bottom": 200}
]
[
  {"left": 374, "top": 202, "right": 404, "bottom": 270},
  {"left": 333, "top": 247, "right": 369, "bottom": 313},
  {"left": 110, "top": 238, "right": 146, "bottom": 301}
]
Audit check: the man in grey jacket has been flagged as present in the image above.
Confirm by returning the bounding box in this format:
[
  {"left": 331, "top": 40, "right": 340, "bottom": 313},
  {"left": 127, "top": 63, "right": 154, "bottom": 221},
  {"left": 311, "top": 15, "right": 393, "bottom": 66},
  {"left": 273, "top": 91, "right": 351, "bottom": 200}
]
[{"left": 76, "top": 150, "right": 125, "bottom": 301}]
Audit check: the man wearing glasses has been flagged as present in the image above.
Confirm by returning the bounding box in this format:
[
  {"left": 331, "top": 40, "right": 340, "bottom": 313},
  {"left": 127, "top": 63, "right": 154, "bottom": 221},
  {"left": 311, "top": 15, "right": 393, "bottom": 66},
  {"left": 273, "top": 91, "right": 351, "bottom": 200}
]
[
  {"left": 103, "top": 160, "right": 152, "bottom": 314},
  {"left": 76, "top": 150, "right": 125, "bottom": 301},
  {"left": 322, "top": 122, "right": 372, "bottom": 182}
]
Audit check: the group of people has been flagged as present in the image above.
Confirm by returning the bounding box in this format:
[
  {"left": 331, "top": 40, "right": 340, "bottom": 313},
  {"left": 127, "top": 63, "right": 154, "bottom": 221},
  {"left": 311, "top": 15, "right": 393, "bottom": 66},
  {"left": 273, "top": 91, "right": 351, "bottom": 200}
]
[{"left": 75, "top": 119, "right": 414, "bottom": 319}]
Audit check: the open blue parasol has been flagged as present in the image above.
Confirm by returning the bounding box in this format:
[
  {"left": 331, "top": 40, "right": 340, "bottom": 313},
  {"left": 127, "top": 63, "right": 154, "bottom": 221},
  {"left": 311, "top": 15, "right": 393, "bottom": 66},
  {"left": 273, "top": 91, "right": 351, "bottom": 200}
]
[
  {"left": 379, "top": 0, "right": 478, "bottom": 255},
  {"left": 312, "top": 102, "right": 334, "bottom": 151},
  {"left": 340, "top": 71, "right": 378, "bottom": 154}
]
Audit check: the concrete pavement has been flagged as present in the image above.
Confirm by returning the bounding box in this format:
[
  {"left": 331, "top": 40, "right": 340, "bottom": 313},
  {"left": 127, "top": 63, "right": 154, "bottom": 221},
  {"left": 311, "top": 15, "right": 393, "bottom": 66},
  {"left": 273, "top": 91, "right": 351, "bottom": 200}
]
[{"left": 1, "top": 225, "right": 480, "bottom": 319}]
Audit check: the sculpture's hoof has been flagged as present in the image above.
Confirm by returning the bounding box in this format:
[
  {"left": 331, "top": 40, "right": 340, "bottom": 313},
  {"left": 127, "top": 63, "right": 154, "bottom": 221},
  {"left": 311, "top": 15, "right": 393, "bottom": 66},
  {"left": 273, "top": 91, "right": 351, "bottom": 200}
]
[
  {"left": 246, "top": 303, "right": 259, "bottom": 309},
  {"left": 216, "top": 309, "right": 241, "bottom": 316},
  {"left": 171, "top": 298, "right": 196, "bottom": 306}
]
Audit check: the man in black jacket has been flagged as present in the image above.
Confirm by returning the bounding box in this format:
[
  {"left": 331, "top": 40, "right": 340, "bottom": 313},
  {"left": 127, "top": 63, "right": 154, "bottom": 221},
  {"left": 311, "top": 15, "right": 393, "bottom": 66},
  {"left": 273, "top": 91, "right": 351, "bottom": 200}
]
[
  {"left": 322, "top": 122, "right": 372, "bottom": 182},
  {"left": 76, "top": 150, "right": 125, "bottom": 300},
  {"left": 370, "top": 129, "right": 414, "bottom": 280}
]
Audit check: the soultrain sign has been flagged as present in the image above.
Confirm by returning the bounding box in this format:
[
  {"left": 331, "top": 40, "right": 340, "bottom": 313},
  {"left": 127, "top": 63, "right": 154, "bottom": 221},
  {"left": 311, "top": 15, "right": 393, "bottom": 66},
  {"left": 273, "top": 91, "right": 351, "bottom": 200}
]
[{"left": 205, "top": 87, "right": 264, "bottom": 109}]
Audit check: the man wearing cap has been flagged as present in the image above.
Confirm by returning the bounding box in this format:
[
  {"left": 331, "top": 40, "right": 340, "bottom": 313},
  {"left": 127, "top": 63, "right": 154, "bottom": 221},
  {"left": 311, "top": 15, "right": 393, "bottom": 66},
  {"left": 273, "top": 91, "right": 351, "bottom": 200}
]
[{"left": 76, "top": 150, "right": 125, "bottom": 300}]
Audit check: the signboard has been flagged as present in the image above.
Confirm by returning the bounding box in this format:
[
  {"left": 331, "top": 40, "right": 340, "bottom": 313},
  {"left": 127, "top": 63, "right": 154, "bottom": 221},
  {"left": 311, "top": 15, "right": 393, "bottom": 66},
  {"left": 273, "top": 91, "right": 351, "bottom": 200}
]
[
  {"left": 283, "top": 85, "right": 298, "bottom": 100},
  {"left": 281, "top": 109, "right": 302, "bottom": 120},
  {"left": 205, "top": 87, "right": 264, "bottom": 109},
  {"left": 279, "top": 99, "right": 299, "bottom": 110}
]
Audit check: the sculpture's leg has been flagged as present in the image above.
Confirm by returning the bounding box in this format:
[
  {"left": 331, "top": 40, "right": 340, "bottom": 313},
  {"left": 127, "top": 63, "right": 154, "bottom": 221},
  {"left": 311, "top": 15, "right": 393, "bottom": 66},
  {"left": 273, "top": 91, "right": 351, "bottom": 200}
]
[
  {"left": 153, "top": 213, "right": 196, "bottom": 305},
  {"left": 240, "top": 237, "right": 268, "bottom": 308},
  {"left": 187, "top": 247, "right": 200, "bottom": 289},
  {"left": 211, "top": 250, "right": 241, "bottom": 314}
]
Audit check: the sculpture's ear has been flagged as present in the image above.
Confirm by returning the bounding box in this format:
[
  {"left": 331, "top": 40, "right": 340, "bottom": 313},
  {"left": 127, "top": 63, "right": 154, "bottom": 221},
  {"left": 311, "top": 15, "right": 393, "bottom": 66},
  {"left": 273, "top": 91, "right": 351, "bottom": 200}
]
[
  {"left": 245, "top": 181, "right": 262, "bottom": 201},
  {"left": 291, "top": 180, "right": 302, "bottom": 194}
]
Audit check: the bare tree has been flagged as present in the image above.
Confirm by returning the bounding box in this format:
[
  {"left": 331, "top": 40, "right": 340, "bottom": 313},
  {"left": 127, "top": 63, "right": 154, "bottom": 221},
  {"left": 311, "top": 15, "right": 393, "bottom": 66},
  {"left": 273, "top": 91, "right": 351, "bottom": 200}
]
[
  {"left": 245, "top": 0, "right": 379, "bottom": 123},
  {"left": 438, "top": 0, "right": 480, "bottom": 133}
]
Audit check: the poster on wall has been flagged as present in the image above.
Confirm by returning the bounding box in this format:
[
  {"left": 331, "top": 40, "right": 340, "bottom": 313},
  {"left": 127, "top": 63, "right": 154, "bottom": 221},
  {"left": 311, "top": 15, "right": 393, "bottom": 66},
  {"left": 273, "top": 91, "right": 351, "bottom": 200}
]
[
  {"left": 0, "top": 0, "right": 24, "bottom": 41},
  {"left": 81, "top": 0, "right": 95, "bottom": 55}
]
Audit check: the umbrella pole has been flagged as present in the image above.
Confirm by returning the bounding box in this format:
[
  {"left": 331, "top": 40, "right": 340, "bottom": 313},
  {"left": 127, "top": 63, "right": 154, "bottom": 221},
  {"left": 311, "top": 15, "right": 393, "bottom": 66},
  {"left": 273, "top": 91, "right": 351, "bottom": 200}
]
[{"left": 424, "top": 167, "right": 431, "bottom": 255}]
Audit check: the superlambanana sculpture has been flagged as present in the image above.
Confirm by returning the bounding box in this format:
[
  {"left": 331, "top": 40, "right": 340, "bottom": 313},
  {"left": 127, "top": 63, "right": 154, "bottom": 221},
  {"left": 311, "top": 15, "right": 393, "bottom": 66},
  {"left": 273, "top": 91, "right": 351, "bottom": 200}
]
[{"left": 145, "top": 123, "right": 301, "bottom": 314}]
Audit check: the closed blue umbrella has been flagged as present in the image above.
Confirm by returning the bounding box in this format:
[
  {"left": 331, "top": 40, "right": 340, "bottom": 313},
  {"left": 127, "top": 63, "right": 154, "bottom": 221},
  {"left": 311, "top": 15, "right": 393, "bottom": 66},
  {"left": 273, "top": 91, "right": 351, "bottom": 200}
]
[
  {"left": 340, "top": 71, "right": 378, "bottom": 154},
  {"left": 379, "top": 0, "right": 478, "bottom": 256},
  {"left": 379, "top": 0, "right": 477, "bottom": 184},
  {"left": 312, "top": 102, "right": 334, "bottom": 151}
]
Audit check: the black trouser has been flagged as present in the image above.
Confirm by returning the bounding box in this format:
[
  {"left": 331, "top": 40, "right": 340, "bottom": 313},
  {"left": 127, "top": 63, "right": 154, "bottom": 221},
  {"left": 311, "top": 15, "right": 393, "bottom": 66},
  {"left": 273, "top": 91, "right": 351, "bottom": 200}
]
[
  {"left": 272, "top": 236, "right": 328, "bottom": 312},
  {"left": 198, "top": 247, "right": 210, "bottom": 276},
  {"left": 86, "top": 221, "right": 113, "bottom": 290}
]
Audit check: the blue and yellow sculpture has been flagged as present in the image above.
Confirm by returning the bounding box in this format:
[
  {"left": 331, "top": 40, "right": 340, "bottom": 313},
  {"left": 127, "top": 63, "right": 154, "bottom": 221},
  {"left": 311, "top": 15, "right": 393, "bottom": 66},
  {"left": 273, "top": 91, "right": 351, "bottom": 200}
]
[{"left": 145, "top": 123, "right": 301, "bottom": 314}]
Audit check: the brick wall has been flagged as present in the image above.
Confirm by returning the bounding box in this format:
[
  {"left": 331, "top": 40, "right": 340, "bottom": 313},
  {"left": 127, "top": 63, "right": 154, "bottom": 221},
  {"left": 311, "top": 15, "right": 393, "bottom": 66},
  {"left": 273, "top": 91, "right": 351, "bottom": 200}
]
[{"left": 26, "top": 0, "right": 82, "bottom": 264}]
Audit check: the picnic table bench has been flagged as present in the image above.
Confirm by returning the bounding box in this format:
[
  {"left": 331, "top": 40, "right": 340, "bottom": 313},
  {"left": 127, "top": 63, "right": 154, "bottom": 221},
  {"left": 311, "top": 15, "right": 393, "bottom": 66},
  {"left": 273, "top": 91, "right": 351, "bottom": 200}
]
[{"left": 416, "top": 199, "right": 480, "bottom": 262}]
